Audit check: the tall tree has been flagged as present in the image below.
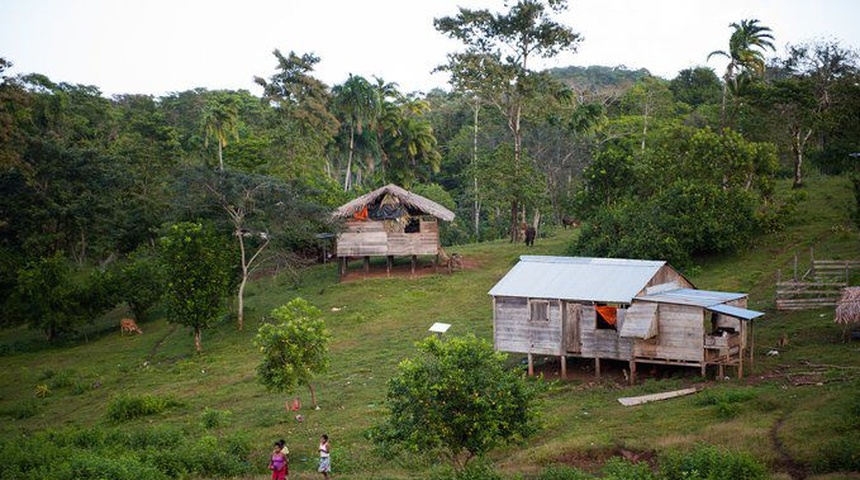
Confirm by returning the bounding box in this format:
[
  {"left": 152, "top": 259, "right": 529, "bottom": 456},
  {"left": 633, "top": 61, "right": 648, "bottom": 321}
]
[
  {"left": 255, "top": 50, "right": 339, "bottom": 179},
  {"left": 708, "top": 19, "right": 775, "bottom": 126},
  {"left": 332, "top": 74, "right": 380, "bottom": 191},
  {"left": 169, "top": 166, "right": 326, "bottom": 331},
  {"left": 669, "top": 67, "right": 723, "bottom": 109},
  {"left": 379, "top": 96, "right": 442, "bottom": 188},
  {"left": 202, "top": 92, "right": 240, "bottom": 171},
  {"left": 435, "top": 0, "right": 581, "bottom": 242}
]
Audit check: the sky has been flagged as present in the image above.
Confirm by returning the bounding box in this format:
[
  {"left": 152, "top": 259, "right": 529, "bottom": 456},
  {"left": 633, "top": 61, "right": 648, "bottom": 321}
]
[{"left": 1, "top": 0, "right": 859, "bottom": 98}]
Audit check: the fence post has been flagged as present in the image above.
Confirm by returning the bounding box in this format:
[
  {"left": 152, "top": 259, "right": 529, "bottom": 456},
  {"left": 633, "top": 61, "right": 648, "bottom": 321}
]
[{"left": 793, "top": 254, "right": 798, "bottom": 281}]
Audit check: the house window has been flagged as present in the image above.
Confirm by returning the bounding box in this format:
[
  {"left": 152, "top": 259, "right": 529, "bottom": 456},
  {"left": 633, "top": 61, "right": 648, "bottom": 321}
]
[
  {"left": 595, "top": 304, "right": 618, "bottom": 330},
  {"left": 529, "top": 300, "right": 549, "bottom": 322},
  {"left": 404, "top": 218, "right": 420, "bottom": 233}
]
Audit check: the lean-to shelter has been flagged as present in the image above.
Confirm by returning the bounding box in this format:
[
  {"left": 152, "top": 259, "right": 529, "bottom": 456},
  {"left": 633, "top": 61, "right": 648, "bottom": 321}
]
[
  {"left": 332, "top": 184, "right": 455, "bottom": 277},
  {"left": 489, "top": 256, "right": 764, "bottom": 382}
]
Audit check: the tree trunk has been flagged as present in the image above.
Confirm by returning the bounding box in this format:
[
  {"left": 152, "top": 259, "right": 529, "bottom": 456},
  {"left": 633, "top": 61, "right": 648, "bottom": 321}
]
[
  {"left": 792, "top": 126, "right": 813, "bottom": 189},
  {"left": 344, "top": 128, "right": 355, "bottom": 191},
  {"left": 194, "top": 327, "right": 202, "bottom": 353},
  {"left": 237, "top": 233, "right": 247, "bottom": 330},
  {"left": 238, "top": 276, "right": 247, "bottom": 331},
  {"left": 509, "top": 199, "right": 519, "bottom": 243},
  {"left": 308, "top": 383, "right": 318, "bottom": 409},
  {"left": 472, "top": 100, "right": 480, "bottom": 241}
]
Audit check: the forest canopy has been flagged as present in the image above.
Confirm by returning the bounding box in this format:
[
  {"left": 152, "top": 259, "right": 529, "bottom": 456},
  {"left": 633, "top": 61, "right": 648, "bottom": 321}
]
[{"left": 2, "top": 4, "right": 859, "bottom": 338}]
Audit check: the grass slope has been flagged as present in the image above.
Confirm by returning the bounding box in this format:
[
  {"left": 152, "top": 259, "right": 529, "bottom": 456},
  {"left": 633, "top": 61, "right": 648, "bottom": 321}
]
[{"left": 1, "top": 176, "right": 859, "bottom": 479}]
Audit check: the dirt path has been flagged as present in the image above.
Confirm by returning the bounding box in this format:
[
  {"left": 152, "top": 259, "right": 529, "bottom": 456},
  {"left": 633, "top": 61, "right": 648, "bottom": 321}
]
[
  {"left": 146, "top": 324, "right": 178, "bottom": 363},
  {"left": 771, "top": 414, "right": 808, "bottom": 480}
]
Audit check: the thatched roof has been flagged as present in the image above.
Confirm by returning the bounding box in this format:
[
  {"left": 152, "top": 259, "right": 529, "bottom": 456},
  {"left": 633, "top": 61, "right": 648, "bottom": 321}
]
[
  {"left": 835, "top": 287, "right": 860, "bottom": 324},
  {"left": 333, "top": 184, "right": 455, "bottom": 222}
]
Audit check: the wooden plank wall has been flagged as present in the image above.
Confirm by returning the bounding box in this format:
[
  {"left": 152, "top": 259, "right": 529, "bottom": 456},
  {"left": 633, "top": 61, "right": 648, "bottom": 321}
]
[
  {"left": 493, "top": 297, "right": 563, "bottom": 355},
  {"left": 578, "top": 304, "right": 633, "bottom": 360},
  {"left": 336, "top": 218, "right": 439, "bottom": 257},
  {"left": 641, "top": 265, "right": 695, "bottom": 293},
  {"left": 633, "top": 303, "right": 704, "bottom": 363}
]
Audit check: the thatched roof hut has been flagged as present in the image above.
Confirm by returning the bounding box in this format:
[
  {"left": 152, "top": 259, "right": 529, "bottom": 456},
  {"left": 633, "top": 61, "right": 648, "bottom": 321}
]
[
  {"left": 835, "top": 287, "right": 860, "bottom": 325},
  {"left": 332, "top": 184, "right": 455, "bottom": 277},
  {"left": 333, "top": 184, "right": 455, "bottom": 222}
]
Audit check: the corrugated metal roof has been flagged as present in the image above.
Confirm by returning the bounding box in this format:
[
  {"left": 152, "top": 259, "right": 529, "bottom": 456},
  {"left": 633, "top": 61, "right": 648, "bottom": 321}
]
[
  {"left": 707, "top": 304, "right": 765, "bottom": 320},
  {"left": 487, "top": 256, "right": 667, "bottom": 303},
  {"left": 637, "top": 288, "right": 764, "bottom": 321},
  {"left": 637, "top": 288, "right": 746, "bottom": 307}
]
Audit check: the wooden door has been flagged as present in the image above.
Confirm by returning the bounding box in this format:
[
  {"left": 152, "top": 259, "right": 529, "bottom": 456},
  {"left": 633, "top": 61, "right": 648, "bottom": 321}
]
[{"left": 565, "top": 302, "right": 582, "bottom": 353}]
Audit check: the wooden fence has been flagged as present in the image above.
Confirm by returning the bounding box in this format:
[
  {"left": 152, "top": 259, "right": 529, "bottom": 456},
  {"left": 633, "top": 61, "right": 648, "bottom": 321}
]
[{"left": 775, "top": 250, "right": 860, "bottom": 311}]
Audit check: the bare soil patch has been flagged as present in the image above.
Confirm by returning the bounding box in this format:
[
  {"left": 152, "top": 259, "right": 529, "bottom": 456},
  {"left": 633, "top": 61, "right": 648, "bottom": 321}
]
[{"left": 554, "top": 446, "right": 657, "bottom": 473}]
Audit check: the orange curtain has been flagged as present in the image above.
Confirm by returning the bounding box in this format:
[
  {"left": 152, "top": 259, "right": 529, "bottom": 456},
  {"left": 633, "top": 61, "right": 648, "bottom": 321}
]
[
  {"left": 595, "top": 306, "right": 617, "bottom": 326},
  {"left": 353, "top": 205, "right": 368, "bottom": 220}
]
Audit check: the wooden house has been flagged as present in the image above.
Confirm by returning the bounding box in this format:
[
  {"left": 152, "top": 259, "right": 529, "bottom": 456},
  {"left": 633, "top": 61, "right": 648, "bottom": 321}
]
[
  {"left": 332, "top": 184, "right": 455, "bottom": 277},
  {"left": 488, "top": 256, "right": 764, "bottom": 382}
]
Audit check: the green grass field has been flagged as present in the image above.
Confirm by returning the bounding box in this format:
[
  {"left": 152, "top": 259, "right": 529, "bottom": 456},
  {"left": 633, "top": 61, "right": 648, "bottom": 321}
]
[{"left": 1, "top": 175, "right": 859, "bottom": 479}]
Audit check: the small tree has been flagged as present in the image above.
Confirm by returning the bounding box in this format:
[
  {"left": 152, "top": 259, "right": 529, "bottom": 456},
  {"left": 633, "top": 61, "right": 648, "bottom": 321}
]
[
  {"left": 254, "top": 298, "right": 331, "bottom": 408},
  {"left": 9, "top": 254, "right": 116, "bottom": 342},
  {"left": 117, "top": 248, "right": 165, "bottom": 321},
  {"left": 10, "top": 254, "right": 80, "bottom": 342},
  {"left": 370, "top": 334, "right": 543, "bottom": 471},
  {"left": 158, "top": 221, "right": 235, "bottom": 353}
]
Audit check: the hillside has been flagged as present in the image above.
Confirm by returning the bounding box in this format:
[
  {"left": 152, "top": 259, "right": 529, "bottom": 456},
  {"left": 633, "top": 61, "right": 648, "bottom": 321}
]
[{"left": 1, "top": 175, "right": 859, "bottom": 480}]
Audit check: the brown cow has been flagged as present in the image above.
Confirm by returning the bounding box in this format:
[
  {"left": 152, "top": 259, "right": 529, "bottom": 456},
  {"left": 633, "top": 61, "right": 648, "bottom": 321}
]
[
  {"left": 524, "top": 226, "right": 536, "bottom": 246},
  {"left": 562, "top": 216, "right": 580, "bottom": 229},
  {"left": 120, "top": 318, "right": 142, "bottom": 335}
]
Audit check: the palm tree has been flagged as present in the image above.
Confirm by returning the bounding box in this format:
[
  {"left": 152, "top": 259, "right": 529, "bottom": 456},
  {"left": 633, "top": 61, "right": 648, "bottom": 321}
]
[
  {"left": 381, "top": 97, "right": 441, "bottom": 188},
  {"left": 708, "top": 19, "right": 776, "bottom": 126},
  {"left": 202, "top": 93, "right": 240, "bottom": 172},
  {"left": 332, "top": 75, "right": 380, "bottom": 191}
]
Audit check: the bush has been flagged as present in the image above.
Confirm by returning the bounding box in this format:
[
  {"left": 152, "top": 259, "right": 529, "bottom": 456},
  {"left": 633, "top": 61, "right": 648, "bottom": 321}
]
[
  {"left": 34, "top": 384, "right": 50, "bottom": 398},
  {"left": 122, "top": 425, "right": 184, "bottom": 449},
  {"left": 659, "top": 443, "right": 767, "bottom": 480},
  {"left": 67, "top": 451, "right": 166, "bottom": 480},
  {"left": 813, "top": 436, "right": 860, "bottom": 473},
  {"left": 141, "top": 434, "right": 250, "bottom": 478},
  {"left": 1, "top": 398, "right": 39, "bottom": 419},
  {"left": 601, "top": 457, "right": 656, "bottom": 480},
  {"left": 201, "top": 407, "right": 232, "bottom": 429},
  {"left": 536, "top": 464, "right": 593, "bottom": 480},
  {"left": 106, "top": 394, "right": 180, "bottom": 422},
  {"left": 0, "top": 426, "right": 251, "bottom": 480},
  {"left": 695, "top": 388, "right": 756, "bottom": 420},
  {"left": 429, "top": 461, "right": 503, "bottom": 480}
]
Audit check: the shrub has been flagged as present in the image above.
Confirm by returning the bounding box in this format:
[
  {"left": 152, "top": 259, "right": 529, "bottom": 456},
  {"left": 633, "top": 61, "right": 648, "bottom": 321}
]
[
  {"left": 34, "top": 384, "right": 50, "bottom": 398},
  {"left": 2, "top": 398, "right": 39, "bottom": 419},
  {"left": 813, "top": 436, "right": 860, "bottom": 473},
  {"left": 601, "top": 457, "right": 656, "bottom": 480},
  {"left": 141, "top": 434, "right": 250, "bottom": 478},
  {"left": 201, "top": 407, "right": 232, "bottom": 429},
  {"left": 536, "top": 464, "right": 593, "bottom": 480},
  {"left": 106, "top": 394, "right": 179, "bottom": 422},
  {"left": 68, "top": 427, "right": 107, "bottom": 449},
  {"left": 695, "top": 388, "right": 756, "bottom": 420},
  {"left": 429, "top": 461, "right": 503, "bottom": 480},
  {"left": 123, "top": 425, "right": 184, "bottom": 449},
  {"left": 48, "top": 369, "right": 76, "bottom": 389},
  {"left": 659, "top": 443, "right": 766, "bottom": 480}
]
